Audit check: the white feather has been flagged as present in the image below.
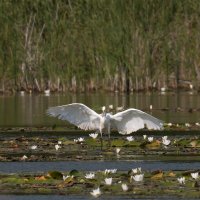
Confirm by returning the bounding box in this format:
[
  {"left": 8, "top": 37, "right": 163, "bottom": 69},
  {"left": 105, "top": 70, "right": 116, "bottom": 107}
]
[
  {"left": 47, "top": 103, "right": 102, "bottom": 131},
  {"left": 110, "top": 109, "right": 163, "bottom": 135},
  {"left": 47, "top": 103, "right": 163, "bottom": 135}
]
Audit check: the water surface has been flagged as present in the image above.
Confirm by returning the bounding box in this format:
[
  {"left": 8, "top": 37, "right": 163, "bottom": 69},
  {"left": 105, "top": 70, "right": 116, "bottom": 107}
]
[
  {"left": 0, "top": 160, "right": 200, "bottom": 173},
  {"left": 1, "top": 92, "right": 200, "bottom": 126}
]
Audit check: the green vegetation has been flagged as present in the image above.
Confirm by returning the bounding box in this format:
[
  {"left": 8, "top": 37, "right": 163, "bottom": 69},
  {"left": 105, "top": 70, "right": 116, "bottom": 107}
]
[
  {"left": 0, "top": 169, "right": 200, "bottom": 198},
  {"left": 1, "top": 0, "right": 200, "bottom": 93},
  {"left": 1, "top": 130, "right": 200, "bottom": 161}
]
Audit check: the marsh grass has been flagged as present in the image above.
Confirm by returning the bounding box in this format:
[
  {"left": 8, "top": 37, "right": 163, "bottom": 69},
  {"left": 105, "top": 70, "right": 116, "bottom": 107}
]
[{"left": 1, "top": 1, "right": 200, "bottom": 93}]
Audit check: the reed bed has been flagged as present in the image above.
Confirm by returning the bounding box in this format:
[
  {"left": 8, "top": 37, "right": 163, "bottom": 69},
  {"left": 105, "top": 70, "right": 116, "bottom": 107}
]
[{"left": 0, "top": 0, "right": 200, "bottom": 93}]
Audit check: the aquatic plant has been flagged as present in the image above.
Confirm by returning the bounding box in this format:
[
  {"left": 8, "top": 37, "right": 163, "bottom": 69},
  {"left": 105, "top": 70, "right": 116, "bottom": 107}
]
[
  {"left": 177, "top": 177, "right": 185, "bottom": 184},
  {"left": 132, "top": 168, "right": 142, "bottom": 174},
  {"left": 115, "top": 148, "right": 121, "bottom": 154},
  {"left": 162, "top": 136, "right": 171, "bottom": 146},
  {"left": 55, "top": 144, "right": 61, "bottom": 151},
  {"left": 148, "top": 137, "right": 154, "bottom": 142},
  {"left": 90, "top": 187, "right": 101, "bottom": 198},
  {"left": 126, "top": 136, "right": 134, "bottom": 142},
  {"left": 30, "top": 145, "right": 37, "bottom": 150},
  {"left": 131, "top": 174, "right": 144, "bottom": 182},
  {"left": 21, "top": 155, "right": 28, "bottom": 161},
  {"left": 74, "top": 137, "right": 85, "bottom": 143},
  {"left": 89, "top": 133, "right": 98, "bottom": 139},
  {"left": 121, "top": 183, "right": 128, "bottom": 191},
  {"left": 104, "top": 177, "right": 113, "bottom": 186},
  {"left": 191, "top": 172, "right": 199, "bottom": 180},
  {"left": 104, "top": 169, "right": 117, "bottom": 174},
  {"left": 85, "top": 172, "right": 95, "bottom": 179}
]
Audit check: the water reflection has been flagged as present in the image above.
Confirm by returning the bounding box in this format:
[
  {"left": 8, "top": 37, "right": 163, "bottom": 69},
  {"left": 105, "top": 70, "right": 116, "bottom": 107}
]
[{"left": 0, "top": 92, "right": 200, "bottom": 126}]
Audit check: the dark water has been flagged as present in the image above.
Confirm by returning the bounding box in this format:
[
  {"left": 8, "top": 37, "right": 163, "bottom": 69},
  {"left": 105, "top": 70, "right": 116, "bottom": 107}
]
[
  {"left": 1, "top": 92, "right": 200, "bottom": 126},
  {"left": 0, "top": 160, "right": 200, "bottom": 173}
]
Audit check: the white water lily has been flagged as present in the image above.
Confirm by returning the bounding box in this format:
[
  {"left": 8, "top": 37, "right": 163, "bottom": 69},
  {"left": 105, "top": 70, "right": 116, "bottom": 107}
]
[
  {"left": 121, "top": 183, "right": 128, "bottom": 191},
  {"left": 90, "top": 187, "right": 101, "bottom": 198},
  {"left": 162, "top": 136, "right": 168, "bottom": 140},
  {"left": 102, "top": 106, "right": 106, "bottom": 112},
  {"left": 126, "top": 136, "right": 134, "bottom": 142},
  {"left": 58, "top": 141, "right": 62, "bottom": 144},
  {"left": 162, "top": 139, "right": 171, "bottom": 146},
  {"left": 143, "top": 135, "right": 147, "bottom": 140},
  {"left": 109, "top": 105, "right": 113, "bottom": 110},
  {"left": 74, "top": 137, "right": 85, "bottom": 143},
  {"left": 132, "top": 168, "right": 138, "bottom": 174},
  {"left": 85, "top": 172, "right": 95, "bottom": 179},
  {"left": 21, "top": 155, "right": 28, "bottom": 160},
  {"left": 116, "top": 106, "right": 124, "bottom": 112},
  {"left": 63, "top": 175, "right": 73, "bottom": 181},
  {"left": 148, "top": 137, "right": 154, "bottom": 142},
  {"left": 167, "top": 123, "right": 172, "bottom": 126},
  {"left": 177, "top": 177, "right": 185, "bottom": 184},
  {"left": 116, "top": 148, "right": 121, "bottom": 154},
  {"left": 105, "top": 177, "right": 112, "bottom": 185},
  {"left": 132, "top": 167, "right": 142, "bottom": 174},
  {"left": 110, "top": 169, "right": 117, "bottom": 173},
  {"left": 63, "top": 175, "right": 69, "bottom": 181},
  {"left": 195, "top": 122, "right": 200, "bottom": 126},
  {"left": 30, "top": 145, "right": 37, "bottom": 150},
  {"left": 20, "top": 91, "right": 25, "bottom": 96},
  {"left": 162, "top": 136, "right": 171, "bottom": 146},
  {"left": 89, "top": 133, "right": 98, "bottom": 139},
  {"left": 55, "top": 144, "right": 61, "bottom": 151},
  {"left": 131, "top": 174, "right": 144, "bottom": 182},
  {"left": 185, "top": 123, "right": 190, "bottom": 127},
  {"left": 78, "top": 137, "right": 84, "bottom": 142},
  {"left": 191, "top": 172, "right": 199, "bottom": 180},
  {"left": 104, "top": 169, "right": 117, "bottom": 174}
]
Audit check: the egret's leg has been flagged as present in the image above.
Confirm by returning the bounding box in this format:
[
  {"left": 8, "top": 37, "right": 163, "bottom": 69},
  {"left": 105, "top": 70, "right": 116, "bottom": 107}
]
[
  {"left": 108, "top": 126, "right": 111, "bottom": 147},
  {"left": 100, "top": 130, "right": 103, "bottom": 150}
]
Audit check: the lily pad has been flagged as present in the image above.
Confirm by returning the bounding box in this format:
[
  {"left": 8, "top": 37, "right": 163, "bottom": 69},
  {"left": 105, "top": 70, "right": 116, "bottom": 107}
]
[
  {"left": 111, "top": 139, "right": 125, "bottom": 147},
  {"left": 141, "top": 140, "right": 161, "bottom": 149},
  {"left": 70, "top": 169, "right": 79, "bottom": 176},
  {"left": 151, "top": 172, "right": 163, "bottom": 179},
  {"left": 48, "top": 171, "right": 63, "bottom": 179}
]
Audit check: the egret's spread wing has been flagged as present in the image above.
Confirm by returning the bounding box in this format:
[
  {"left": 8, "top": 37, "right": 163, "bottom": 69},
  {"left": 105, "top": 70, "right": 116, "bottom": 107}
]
[
  {"left": 111, "top": 109, "right": 163, "bottom": 135},
  {"left": 47, "top": 103, "right": 102, "bottom": 131}
]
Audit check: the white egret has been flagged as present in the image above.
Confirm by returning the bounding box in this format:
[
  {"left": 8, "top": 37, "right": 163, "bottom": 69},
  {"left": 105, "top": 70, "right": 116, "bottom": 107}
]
[{"left": 47, "top": 103, "right": 163, "bottom": 146}]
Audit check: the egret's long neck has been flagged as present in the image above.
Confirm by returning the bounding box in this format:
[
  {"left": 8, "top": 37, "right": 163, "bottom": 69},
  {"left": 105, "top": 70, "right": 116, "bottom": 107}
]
[{"left": 102, "top": 111, "right": 106, "bottom": 117}]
